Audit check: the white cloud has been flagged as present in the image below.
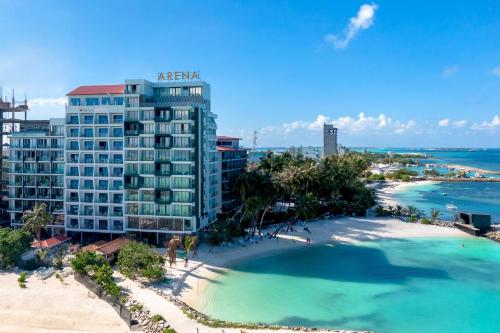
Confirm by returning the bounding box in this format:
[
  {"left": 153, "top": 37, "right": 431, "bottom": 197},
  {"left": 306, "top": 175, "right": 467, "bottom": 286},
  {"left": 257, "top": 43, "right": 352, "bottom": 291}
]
[
  {"left": 260, "top": 113, "right": 416, "bottom": 137},
  {"left": 492, "top": 66, "right": 500, "bottom": 76},
  {"left": 452, "top": 120, "right": 467, "bottom": 128},
  {"left": 325, "top": 3, "right": 378, "bottom": 49},
  {"left": 438, "top": 118, "right": 450, "bottom": 127},
  {"left": 442, "top": 65, "right": 459, "bottom": 78},
  {"left": 28, "top": 97, "right": 66, "bottom": 107},
  {"left": 471, "top": 115, "right": 500, "bottom": 130}
]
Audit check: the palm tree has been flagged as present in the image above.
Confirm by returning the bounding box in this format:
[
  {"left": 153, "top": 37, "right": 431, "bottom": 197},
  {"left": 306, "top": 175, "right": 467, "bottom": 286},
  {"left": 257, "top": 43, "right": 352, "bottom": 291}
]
[
  {"left": 183, "top": 235, "right": 197, "bottom": 267},
  {"left": 22, "top": 203, "right": 51, "bottom": 248},
  {"left": 430, "top": 209, "right": 440, "bottom": 222},
  {"left": 406, "top": 205, "right": 417, "bottom": 222}
]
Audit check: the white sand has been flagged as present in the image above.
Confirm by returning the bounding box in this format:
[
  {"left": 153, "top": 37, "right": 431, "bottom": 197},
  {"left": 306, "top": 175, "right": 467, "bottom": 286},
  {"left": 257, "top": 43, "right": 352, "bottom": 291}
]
[
  {"left": 0, "top": 273, "right": 130, "bottom": 333},
  {"left": 376, "top": 180, "right": 438, "bottom": 208},
  {"left": 146, "top": 217, "right": 468, "bottom": 328}
]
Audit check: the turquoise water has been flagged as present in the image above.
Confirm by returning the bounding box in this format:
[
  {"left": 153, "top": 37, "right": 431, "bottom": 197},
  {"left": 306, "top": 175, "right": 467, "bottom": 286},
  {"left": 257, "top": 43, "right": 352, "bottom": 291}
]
[
  {"left": 200, "top": 237, "right": 500, "bottom": 333},
  {"left": 391, "top": 182, "right": 500, "bottom": 223}
]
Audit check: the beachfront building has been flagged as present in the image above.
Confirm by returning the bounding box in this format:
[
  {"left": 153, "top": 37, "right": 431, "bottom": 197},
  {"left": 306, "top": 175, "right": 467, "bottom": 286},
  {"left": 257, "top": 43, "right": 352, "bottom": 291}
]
[
  {"left": 323, "top": 124, "right": 338, "bottom": 157},
  {"left": 7, "top": 118, "right": 65, "bottom": 236},
  {"left": 122, "top": 79, "right": 218, "bottom": 244},
  {"left": 64, "top": 85, "right": 126, "bottom": 241},
  {"left": 216, "top": 136, "right": 247, "bottom": 214}
]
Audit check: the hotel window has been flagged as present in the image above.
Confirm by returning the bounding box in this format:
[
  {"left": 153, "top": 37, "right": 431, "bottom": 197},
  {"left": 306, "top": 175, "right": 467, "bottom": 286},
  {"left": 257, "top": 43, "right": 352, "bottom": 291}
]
[
  {"left": 141, "top": 204, "right": 154, "bottom": 215},
  {"left": 114, "top": 97, "right": 124, "bottom": 105},
  {"left": 84, "top": 154, "right": 93, "bottom": 163},
  {"left": 157, "top": 149, "right": 170, "bottom": 162},
  {"left": 70, "top": 98, "right": 81, "bottom": 106},
  {"left": 83, "top": 141, "right": 93, "bottom": 150},
  {"left": 69, "top": 128, "right": 79, "bottom": 137},
  {"left": 112, "top": 127, "right": 123, "bottom": 137},
  {"left": 126, "top": 137, "right": 138, "bottom": 148},
  {"left": 83, "top": 167, "right": 93, "bottom": 177},
  {"left": 143, "top": 177, "right": 154, "bottom": 188},
  {"left": 83, "top": 115, "right": 93, "bottom": 124},
  {"left": 97, "top": 128, "right": 108, "bottom": 137},
  {"left": 141, "top": 137, "right": 154, "bottom": 148},
  {"left": 188, "top": 87, "right": 202, "bottom": 96},
  {"left": 68, "top": 115, "right": 79, "bottom": 124},
  {"left": 112, "top": 114, "right": 123, "bottom": 124},
  {"left": 101, "top": 97, "right": 111, "bottom": 105},
  {"left": 169, "top": 87, "right": 181, "bottom": 96},
  {"left": 141, "top": 110, "right": 154, "bottom": 121},
  {"left": 97, "top": 180, "right": 108, "bottom": 190},
  {"left": 69, "top": 141, "right": 79, "bottom": 150},
  {"left": 97, "top": 115, "right": 108, "bottom": 124},
  {"left": 112, "top": 140, "right": 123, "bottom": 150},
  {"left": 83, "top": 180, "right": 93, "bottom": 190},
  {"left": 141, "top": 150, "right": 154, "bottom": 161},
  {"left": 156, "top": 123, "right": 170, "bottom": 135},
  {"left": 140, "top": 163, "right": 154, "bottom": 174},
  {"left": 143, "top": 123, "right": 154, "bottom": 134},
  {"left": 125, "top": 150, "right": 138, "bottom": 161},
  {"left": 126, "top": 111, "right": 139, "bottom": 121},
  {"left": 85, "top": 98, "right": 99, "bottom": 106},
  {"left": 173, "top": 109, "right": 190, "bottom": 120}
]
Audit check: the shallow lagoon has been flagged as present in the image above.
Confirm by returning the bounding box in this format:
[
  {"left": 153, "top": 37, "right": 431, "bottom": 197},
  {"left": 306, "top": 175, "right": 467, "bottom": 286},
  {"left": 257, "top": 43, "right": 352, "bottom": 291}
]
[{"left": 200, "top": 237, "right": 500, "bottom": 333}]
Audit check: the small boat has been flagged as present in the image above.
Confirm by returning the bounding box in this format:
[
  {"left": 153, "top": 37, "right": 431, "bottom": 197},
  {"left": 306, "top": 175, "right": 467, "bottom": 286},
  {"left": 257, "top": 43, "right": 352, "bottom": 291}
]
[
  {"left": 441, "top": 192, "right": 448, "bottom": 196},
  {"left": 446, "top": 203, "right": 458, "bottom": 210}
]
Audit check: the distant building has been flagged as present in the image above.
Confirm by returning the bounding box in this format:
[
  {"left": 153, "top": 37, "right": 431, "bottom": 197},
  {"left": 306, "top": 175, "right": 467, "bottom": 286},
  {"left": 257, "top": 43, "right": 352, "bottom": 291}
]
[
  {"left": 216, "top": 136, "right": 247, "bottom": 214},
  {"left": 323, "top": 124, "right": 338, "bottom": 157},
  {"left": 8, "top": 118, "right": 65, "bottom": 236}
]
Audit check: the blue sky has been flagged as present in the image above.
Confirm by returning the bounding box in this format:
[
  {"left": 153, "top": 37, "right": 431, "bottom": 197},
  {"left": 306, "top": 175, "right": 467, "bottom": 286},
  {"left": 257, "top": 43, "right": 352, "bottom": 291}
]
[{"left": 1, "top": 0, "right": 500, "bottom": 148}]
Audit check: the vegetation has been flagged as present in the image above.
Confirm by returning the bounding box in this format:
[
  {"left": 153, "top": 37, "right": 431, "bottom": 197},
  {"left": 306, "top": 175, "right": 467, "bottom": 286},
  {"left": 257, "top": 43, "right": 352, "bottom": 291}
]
[
  {"left": 430, "top": 209, "right": 441, "bottom": 222},
  {"left": 69, "top": 251, "right": 121, "bottom": 297},
  {"left": 385, "top": 168, "right": 418, "bottom": 181},
  {"left": 213, "top": 152, "right": 376, "bottom": 239},
  {"left": 151, "top": 314, "right": 165, "bottom": 322},
  {"left": 162, "top": 329, "right": 176, "bottom": 333},
  {"left": 0, "top": 228, "right": 32, "bottom": 269},
  {"left": 423, "top": 169, "right": 441, "bottom": 177},
  {"left": 367, "top": 173, "right": 386, "bottom": 181},
  {"left": 55, "top": 272, "right": 64, "bottom": 283},
  {"left": 18, "top": 271, "right": 27, "bottom": 288},
  {"left": 130, "top": 303, "right": 144, "bottom": 312},
  {"left": 22, "top": 203, "right": 51, "bottom": 248},
  {"left": 361, "top": 152, "right": 427, "bottom": 165},
  {"left": 118, "top": 241, "right": 165, "bottom": 281}
]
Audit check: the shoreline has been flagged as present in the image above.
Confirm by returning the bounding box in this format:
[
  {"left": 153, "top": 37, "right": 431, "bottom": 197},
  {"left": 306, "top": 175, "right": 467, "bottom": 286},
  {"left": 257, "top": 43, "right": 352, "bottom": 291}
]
[
  {"left": 375, "top": 180, "right": 437, "bottom": 208},
  {"left": 444, "top": 163, "right": 500, "bottom": 175},
  {"left": 172, "top": 216, "right": 469, "bottom": 312}
]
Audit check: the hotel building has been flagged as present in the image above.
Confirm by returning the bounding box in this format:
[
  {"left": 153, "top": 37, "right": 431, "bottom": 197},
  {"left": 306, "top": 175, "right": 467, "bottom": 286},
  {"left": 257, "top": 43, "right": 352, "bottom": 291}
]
[
  {"left": 216, "top": 136, "right": 247, "bottom": 214},
  {"left": 7, "top": 78, "right": 219, "bottom": 243},
  {"left": 323, "top": 124, "right": 338, "bottom": 157},
  {"left": 7, "top": 118, "right": 65, "bottom": 236}
]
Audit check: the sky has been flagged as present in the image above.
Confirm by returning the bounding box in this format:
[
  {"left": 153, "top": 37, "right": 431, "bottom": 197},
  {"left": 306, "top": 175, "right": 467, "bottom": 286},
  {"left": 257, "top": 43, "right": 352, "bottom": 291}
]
[{"left": 1, "top": 0, "right": 500, "bottom": 148}]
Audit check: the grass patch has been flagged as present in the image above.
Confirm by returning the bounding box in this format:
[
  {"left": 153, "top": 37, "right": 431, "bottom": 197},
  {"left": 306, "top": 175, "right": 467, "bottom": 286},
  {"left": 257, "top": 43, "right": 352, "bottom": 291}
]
[
  {"left": 162, "top": 329, "right": 176, "bottom": 333},
  {"left": 130, "top": 303, "right": 143, "bottom": 312},
  {"left": 18, "top": 272, "right": 27, "bottom": 288},
  {"left": 55, "top": 272, "right": 64, "bottom": 283},
  {"left": 151, "top": 314, "right": 164, "bottom": 322}
]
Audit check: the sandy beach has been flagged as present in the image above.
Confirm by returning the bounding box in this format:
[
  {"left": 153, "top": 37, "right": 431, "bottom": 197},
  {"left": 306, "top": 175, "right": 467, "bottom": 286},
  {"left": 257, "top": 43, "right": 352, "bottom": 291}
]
[
  {"left": 0, "top": 272, "right": 130, "bottom": 333},
  {"left": 375, "top": 180, "right": 437, "bottom": 208},
  {"left": 173, "top": 216, "right": 467, "bottom": 310}
]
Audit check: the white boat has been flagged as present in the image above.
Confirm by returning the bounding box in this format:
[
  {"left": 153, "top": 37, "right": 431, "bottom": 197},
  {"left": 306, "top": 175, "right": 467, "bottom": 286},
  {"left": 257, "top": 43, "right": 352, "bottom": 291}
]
[{"left": 446, "top": 203, "right": 458, "bottom": 210}]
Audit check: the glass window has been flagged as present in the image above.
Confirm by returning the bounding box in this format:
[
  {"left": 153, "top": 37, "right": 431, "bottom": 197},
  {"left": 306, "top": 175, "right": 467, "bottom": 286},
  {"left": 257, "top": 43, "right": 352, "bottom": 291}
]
[
  {"left": 83, "top": 115, "right": 93, "bottom": 124},
  {"left": 114, "top": 97, "right": 124, "bottom": 105},
  {"left": 112, "top": 114, "right": 123, "bottom": 124},
  {"left": 98, "top": 128, "right": 108, "bottom": 137},
  {"left": 102, "top": 97, "right": 111, "bottom": 105},
  {"left": 189, "top": 86, "right": 202, "bottom": 96},
  {"left": 169, "top": 87, "right": 181, "bottom": 96},
  {"left": 97, "top": 115, "right": 108, "bottom": 124},
  {"left": 85, "top": 98, "right": 99, "bottom": 106},
  {"left": 112, "top": 127, "right": 123, "bottom": 137},
  {"left": 70, "top": 98, "right": 81, "bottom": 106},
  {"left": 69, "top": 115, "right": 79, "bottom": 124}
]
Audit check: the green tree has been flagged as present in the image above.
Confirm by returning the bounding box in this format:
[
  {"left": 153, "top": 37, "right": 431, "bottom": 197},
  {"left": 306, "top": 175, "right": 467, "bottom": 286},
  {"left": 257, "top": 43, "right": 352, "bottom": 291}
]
[
  {"left": 70, "top": 251, "right": 107, "bottom": 275},
  {"left": 22, "top": 203, "right": 51, "bottom": 248},
  {"left": 430, "top": 209, "right": 440, "bottom": 222},
  {"left": 118, "top": 241, "right": 165, "bottom": 281},
  {"left": 0, "top": 228, "right": 32, "bottom": 268}
]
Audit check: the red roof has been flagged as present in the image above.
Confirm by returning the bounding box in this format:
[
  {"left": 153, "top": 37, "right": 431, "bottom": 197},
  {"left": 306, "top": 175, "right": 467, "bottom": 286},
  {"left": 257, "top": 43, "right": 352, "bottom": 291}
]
[
  {"left": 96, "top": 237, "right": 129, "bottom": 256},
  {"left": 217, "top": 136, "right": 241, "bottom": 141},
  {"left": 32, "top": 235, "right": 71, "bottom": 249},
  {"left": 67, "top": 84, "right": 125, "bottom": 96}
]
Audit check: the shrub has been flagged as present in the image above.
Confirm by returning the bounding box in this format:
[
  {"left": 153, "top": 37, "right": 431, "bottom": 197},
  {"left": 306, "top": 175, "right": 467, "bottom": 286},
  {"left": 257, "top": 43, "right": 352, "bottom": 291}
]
[
  {"left": 70, "top": 251, "right": 106, "bottom": 275},
  {"left": 18, "top": 271, "right": 27, "bottom": 288},
  {"left": 130, "top": 303, "right": 143, "bottom": 312},
  {"left": 0, "top": 228, "right": 32, "bottom": 269},
  {"left": 162, "top": 329, "right": 176, "bottom": 333},
  {"left": 420, "top": 218, "right": 432, "bottom": 225},
  {"left": 118, "top": 241, "right": 165, "bottom": 281},
  {"left": 151, "top": 314, "right": 164, "bottom": 322}
]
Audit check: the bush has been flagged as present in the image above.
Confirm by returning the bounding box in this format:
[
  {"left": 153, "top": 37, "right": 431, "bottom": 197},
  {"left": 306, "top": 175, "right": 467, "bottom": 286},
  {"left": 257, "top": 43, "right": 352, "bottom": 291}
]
[
  {"left": 118, "top": 241, "right": 165, "bottom": 281},
  {"left": 70, "top": 251, "right": 106, "bottom": 275},
  {"left": 420, "top": 218, "right": 432, "bottom": 225},
  {"left": 18, "top": 271, "right": 27, "bottom": 288},
  {"left": 130, "top": 303, "right": 143, "bottom": 312},
  {"left": 162, "top": 329, "right": 176, "bottom": 333},
  {"left": 151, "top": 314, "right": 164, "bottom": 322},
  {"left": 0, "top": 228, "right": 32, "bottom": 269}
]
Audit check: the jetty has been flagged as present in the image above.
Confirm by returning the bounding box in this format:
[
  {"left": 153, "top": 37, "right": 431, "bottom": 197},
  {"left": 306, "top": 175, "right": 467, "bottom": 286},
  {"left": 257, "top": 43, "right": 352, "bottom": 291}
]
[{"left": 428, "top": 177, "right": 500, "bottom": 183}]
